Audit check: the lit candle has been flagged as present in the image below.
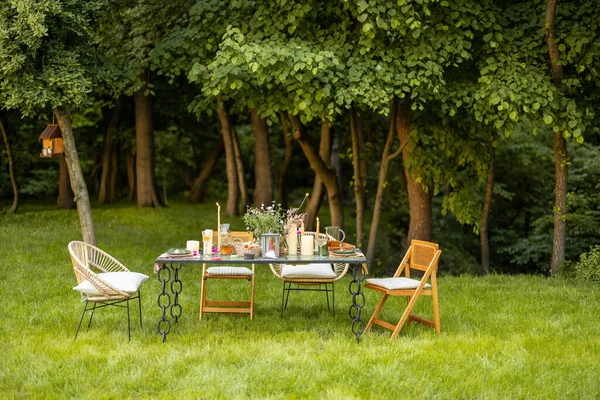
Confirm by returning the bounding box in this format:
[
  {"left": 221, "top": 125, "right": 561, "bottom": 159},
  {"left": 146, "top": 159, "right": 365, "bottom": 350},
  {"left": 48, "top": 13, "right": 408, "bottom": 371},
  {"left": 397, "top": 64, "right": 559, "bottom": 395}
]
[
  {"left": 316, "top": 217, "right": 320, "bottom": 237},
  {"left": 216, "top": 202, "right": 221, "bottom": 251}
]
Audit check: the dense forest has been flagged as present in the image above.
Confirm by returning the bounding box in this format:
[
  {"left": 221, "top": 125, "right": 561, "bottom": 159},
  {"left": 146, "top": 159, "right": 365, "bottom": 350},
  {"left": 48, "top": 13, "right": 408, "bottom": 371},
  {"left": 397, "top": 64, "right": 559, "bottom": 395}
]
[{"left": 1, "top": 0, "right": 599, "bottom": 277}]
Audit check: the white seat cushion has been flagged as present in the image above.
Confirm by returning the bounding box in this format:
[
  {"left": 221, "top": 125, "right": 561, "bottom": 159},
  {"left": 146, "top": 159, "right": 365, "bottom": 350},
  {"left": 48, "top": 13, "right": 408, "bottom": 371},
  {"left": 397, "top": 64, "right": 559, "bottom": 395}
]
[
  {"left": 206, "top": 266, "right": 253, "bottom": 276},
  {"left": 366, "top": 277, "right": 430, "bottom": 290},
  {"left": 281, "top": 264, "right": 336, "bottom": 279},
  {"left": 73, "top": 272, "right": 149, "bottom": 296}
]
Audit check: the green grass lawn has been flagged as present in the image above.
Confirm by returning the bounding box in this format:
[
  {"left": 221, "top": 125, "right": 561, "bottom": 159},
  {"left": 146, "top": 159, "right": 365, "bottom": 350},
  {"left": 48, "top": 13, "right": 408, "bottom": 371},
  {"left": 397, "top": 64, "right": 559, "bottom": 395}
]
[{"left": 1, "top": 201, "right": 599, "bottom": 399}]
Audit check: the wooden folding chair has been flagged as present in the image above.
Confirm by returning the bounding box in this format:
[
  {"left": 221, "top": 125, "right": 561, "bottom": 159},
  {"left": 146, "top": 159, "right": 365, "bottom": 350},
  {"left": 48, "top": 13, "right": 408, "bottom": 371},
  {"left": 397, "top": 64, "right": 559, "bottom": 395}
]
[
  {"left": 200, "top": 231, "right": 256, "bottom": 320},
  {"left": 365, "top": 240, "right": 442, "bottom": 339}
]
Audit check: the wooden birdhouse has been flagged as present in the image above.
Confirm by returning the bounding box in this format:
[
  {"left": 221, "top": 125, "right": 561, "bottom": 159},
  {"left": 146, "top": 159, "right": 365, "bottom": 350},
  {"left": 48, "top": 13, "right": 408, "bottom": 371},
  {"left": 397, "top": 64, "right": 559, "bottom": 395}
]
[{"left": 39, "top": 124, "right": 64, "bottom": 158}]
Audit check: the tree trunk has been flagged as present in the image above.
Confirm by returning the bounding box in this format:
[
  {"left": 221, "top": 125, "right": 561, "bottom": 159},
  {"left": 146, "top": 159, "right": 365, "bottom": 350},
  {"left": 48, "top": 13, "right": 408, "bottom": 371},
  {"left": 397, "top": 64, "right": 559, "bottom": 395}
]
[
  {"left": 290, "top": 115, "right": 344, "bottom": 227},
  {"left": 109, "top": 146, "right": 119, "bottom": 202},
  {"left": 480, "top": 142, "right": 495, "bottom": 275},
  {"left": 0, "top": 118, "right": 19, "bottom": 213},
  {"left": 350, "top": 109, "right": 366, "bottom": 248},
  {"left": 251, "top": 109, "right": 274, "bottom": 207},
  {"left": 232, "top": 124, "right": 248, "bottom": 211},
  {"left": 127, "top": 151, "right": 135, "bottom": 202},
  {"left": 305, "top": 119, "right": 331, "bottom": 230},
  {"left": 99, "top": 97, "right": 122, "bottom": 204},
  {"left": 54, "top": 106, "right": 96, "bottom": 245},
  {"left": 57, "top": 153, "right": 75, "bottom": 209},
  {"left": 366, "top": 101, "right": 403, "bottom": 265},
  {"left": 190, "top": 136, "right": 224, "bottom": 203},
  {"left": 134, "top": 71, "right": 161, "bottom": 208},
  {"left": 277, "top": 112, "right": 294, "bottom": 209},
  {"left": 216, "top": 96, "right": 239, "bottom": 216},
  {"left": 544, "top": 0, "right": 568, "bottom": 277},
  {"left": 397, "top": 102, "right": 431, "bottom": 244},
  {"left": 551, "top": 132, "right": 568, "bottom": 275}
]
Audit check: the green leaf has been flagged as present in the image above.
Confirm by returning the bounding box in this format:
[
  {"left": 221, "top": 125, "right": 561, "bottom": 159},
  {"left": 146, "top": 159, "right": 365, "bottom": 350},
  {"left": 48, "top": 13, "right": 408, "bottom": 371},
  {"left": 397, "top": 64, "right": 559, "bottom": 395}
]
[
  {"left": 358, "top": 14, "right": 368, "bottom": 23},
  {"left": 362, "top": 23, "right": 372, "bottom": 33},
  {"left": 544, "top": 115, "right": 553, "bottom": 125}
]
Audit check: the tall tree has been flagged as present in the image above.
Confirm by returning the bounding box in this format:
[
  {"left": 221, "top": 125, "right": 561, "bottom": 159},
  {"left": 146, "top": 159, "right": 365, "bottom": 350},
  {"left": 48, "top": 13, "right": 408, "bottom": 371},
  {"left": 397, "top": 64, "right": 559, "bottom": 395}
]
[
  {"left": 134, "top": 70, "right": 161, "bottom": 207},
  {"left": 0, "top": 117, "right": 18, "bottom": 213},
  {"left": 544, "top": 0, "right": 568, "bottom": 276},
  {"left": 0, "top": 0, "right": 104, "bottom": 244},
  {"left": 251, "top": 109, "right": 274, "bottom": 207}
]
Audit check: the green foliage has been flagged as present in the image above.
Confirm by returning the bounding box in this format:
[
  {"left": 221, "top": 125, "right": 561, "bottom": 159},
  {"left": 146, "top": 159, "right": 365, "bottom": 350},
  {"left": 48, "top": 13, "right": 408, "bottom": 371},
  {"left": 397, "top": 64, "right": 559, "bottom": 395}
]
[
  {"left": 0, "top": 0, "right": 107, "bottom": 115},
  {"left": 242, "top": 201, "right": 286, "bottom": 236},
  {"left": 18, "top": 168, "right": 58, "bottom": 197},
  {"left": 574, "top": 246, "right": 600, "bottom": 283}
]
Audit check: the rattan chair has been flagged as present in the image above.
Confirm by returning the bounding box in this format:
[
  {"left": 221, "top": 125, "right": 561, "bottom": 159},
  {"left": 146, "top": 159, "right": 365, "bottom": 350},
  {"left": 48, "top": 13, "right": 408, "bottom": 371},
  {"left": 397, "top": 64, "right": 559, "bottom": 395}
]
[
  {"left": 365, "top": 240, "right": 442, "bottom": 339},
  {"left": 269, "top": 232, "right": 349, "bottom": 316},
  {"left": 200, "top": 231, "right": 256, "bottom": 320},
  {"left": 68, "top": 241, "right": 148, "bottom": 341}
]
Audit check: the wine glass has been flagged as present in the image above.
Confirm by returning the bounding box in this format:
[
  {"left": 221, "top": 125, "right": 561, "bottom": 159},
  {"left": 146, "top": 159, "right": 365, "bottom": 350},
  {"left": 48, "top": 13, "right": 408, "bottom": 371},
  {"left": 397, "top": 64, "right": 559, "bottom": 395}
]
[{"left": 315, "top": 238, "right": 328, "bottom": 257}]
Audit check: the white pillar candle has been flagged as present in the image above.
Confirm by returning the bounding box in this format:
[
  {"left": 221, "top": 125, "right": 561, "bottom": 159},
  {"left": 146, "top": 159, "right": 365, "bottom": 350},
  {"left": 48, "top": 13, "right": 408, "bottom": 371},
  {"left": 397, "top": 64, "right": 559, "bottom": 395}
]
[
  {"left": 216, "top": 202, "right": 221, "bottom": 251},
  {"left": 301, "top": 235, "right": 314, "bottom": 256},
  {"left": 287, "top": 226, "right": 298, "bottom": 255},
  {"left": 186, "top": 240, "right": 200, "bottom": 253}
]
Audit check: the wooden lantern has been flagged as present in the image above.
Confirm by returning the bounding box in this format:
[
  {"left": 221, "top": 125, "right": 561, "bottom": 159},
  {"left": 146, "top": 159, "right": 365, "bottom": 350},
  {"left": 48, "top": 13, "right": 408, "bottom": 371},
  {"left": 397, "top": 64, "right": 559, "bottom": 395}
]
[{"left": 39, "top": 124, "right": 64, "bottom": 158}]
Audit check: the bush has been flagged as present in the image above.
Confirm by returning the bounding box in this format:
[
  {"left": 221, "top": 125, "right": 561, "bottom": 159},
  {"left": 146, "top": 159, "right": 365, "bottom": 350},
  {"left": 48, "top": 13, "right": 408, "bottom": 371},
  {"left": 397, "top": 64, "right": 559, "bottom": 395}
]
[{"left": 574, "top": 246, "right": 600, "bottom": 283}]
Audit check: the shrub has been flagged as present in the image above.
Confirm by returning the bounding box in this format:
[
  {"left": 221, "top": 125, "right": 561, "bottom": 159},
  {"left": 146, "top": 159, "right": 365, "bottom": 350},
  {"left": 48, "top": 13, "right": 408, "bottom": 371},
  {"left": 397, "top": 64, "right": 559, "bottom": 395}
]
[{"left": 574, "top": 246, "right": 600, "bottom": 283}]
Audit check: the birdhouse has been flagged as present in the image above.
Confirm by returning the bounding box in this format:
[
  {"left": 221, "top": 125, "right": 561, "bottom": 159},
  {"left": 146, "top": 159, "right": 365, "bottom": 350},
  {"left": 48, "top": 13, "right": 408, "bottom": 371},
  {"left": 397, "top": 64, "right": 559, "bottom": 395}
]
[{"left": 39, "top": 124, "right": 64, "bottom": 158}]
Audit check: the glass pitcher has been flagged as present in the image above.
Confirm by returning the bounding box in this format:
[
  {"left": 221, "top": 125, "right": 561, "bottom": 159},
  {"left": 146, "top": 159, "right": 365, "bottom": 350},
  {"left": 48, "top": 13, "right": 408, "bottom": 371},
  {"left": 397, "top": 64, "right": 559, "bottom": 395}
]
[
  {"left": 220, "top": 223, "right": 233, "bottom": 255},
  {"left": 325, "top": 226, "right": 345, "bottom": 248}
]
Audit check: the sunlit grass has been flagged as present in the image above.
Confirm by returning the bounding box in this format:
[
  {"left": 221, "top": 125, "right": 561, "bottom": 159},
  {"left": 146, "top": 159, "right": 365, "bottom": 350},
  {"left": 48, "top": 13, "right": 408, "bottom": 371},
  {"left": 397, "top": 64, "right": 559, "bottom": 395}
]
[{"left": 0, "top": 201, "right": 599, "bottom": 398}]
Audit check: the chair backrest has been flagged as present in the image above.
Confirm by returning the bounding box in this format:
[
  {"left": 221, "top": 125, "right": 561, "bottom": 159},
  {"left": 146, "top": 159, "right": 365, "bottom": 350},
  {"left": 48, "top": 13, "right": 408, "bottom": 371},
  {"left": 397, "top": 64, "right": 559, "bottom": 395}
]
[
  {"left": 212, "top": 231, "right": 254, "bottom": 243},
  {"left": 393, "top": 240, "right": 440, "bottom": 278},
  {"left": 68, "top": 241, "right": 130, "bottom": 298},
  {"left": 409, "top": 240, "right": 439, "bottom": 272}
]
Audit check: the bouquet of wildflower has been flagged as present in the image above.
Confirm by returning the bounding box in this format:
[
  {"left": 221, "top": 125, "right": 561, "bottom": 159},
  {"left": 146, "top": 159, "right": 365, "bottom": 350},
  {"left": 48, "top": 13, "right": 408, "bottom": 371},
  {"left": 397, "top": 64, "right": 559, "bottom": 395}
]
[
  {"left": 243, "top": 202, "right": 285, "bottom": 237},
  {"left": 283, "top": 193, "right": 309, "bottom": 233}
]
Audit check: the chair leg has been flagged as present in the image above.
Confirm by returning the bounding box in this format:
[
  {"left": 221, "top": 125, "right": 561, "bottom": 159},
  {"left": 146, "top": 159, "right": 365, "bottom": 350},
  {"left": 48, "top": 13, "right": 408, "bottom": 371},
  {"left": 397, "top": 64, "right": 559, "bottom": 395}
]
[
  {"left": 281, "top": 282, "right": 286, "bottom": 315},
  {"left": 75, "top": 301, "right": 89, "bottom": 341},
  {"left": 325, "top": 283, "right": 330, "bottom": 312},
  {"left": 250, "top": 268, "right": 255, "bottom": 320},
  {"left": 332, "top": 283, "right": 335, "bottom": 317},
  {"left": 431, "top": 276, "right": 440, "bottom": 334},
  {"left": 87, "top": 302, "right": 97, "bottom": 329},
  {"left": 199, "top": 277, "right": 207, "bottom": 320},
  {"left": 127, "top": 298, "right": 131, "bottom": 342},
  {"left": 284, "top": 282, "right": 292, "bottom": 311},
  {"left": 365, "top": 293, "right": 389, "bottom": 331},
  {"left": 391, "top": 292, "right": 422, "bottom": 340},
  {"left": 138, "top": 291, "right": 143, "bottom": 328}
]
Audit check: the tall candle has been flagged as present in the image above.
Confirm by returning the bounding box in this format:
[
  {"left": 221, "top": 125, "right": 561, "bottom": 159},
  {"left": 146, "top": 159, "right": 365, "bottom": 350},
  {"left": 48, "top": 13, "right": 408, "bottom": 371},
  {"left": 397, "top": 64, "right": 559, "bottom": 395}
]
[
  {"left": 216, "top": 202, "right": 221, "bottom": 251},
  {"left": 300, "top": 222, "right": 304, "bottom": 235},
  {"left": 315, "top": 217, "right": 320, "bottom": 252},
  {"left": 301, "top": 235, "right": 314, "bottom": 256},
  {"left": 287, "top": 225, "right": 298, "bottom": 255}
]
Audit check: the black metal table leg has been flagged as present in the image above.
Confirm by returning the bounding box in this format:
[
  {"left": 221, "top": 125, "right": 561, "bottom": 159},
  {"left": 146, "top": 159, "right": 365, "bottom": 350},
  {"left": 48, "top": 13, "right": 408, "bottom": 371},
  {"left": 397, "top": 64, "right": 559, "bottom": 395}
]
[
  {"left": 157, "top": 263, "right": 172, "bottom": 343},
  {"left": 170, "top": 263, "right": 183, "bottom": 323},
  {"left": 348, "top": 264, "right": 366, "bottom": 343}
]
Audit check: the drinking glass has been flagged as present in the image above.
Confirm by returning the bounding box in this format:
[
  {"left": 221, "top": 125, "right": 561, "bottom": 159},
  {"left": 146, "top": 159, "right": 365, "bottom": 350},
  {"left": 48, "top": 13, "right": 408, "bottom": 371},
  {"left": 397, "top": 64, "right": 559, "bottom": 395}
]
[{"left": 316, "top": 238, "right": 328, "bottom": 257}]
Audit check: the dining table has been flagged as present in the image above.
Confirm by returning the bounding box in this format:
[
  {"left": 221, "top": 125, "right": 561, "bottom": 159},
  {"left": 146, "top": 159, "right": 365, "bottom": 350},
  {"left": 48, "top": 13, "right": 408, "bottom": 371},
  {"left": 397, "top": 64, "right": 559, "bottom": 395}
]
[{"left": 154, "top": 252, "right": 368, "bottom": 343}]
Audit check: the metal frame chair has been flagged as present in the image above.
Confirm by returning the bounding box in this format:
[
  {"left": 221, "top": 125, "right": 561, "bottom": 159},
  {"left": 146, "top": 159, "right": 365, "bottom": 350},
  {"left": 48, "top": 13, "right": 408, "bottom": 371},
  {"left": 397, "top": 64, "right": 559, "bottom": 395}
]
[
  {"left": 68, "top": 241, "right": 146, "bottom": 341},
  {"left": 269, "top": 232, "right": 349, "bottom": 316},
  {"left": 365, "top": 240, "right": 442, "bottom": 339}
]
